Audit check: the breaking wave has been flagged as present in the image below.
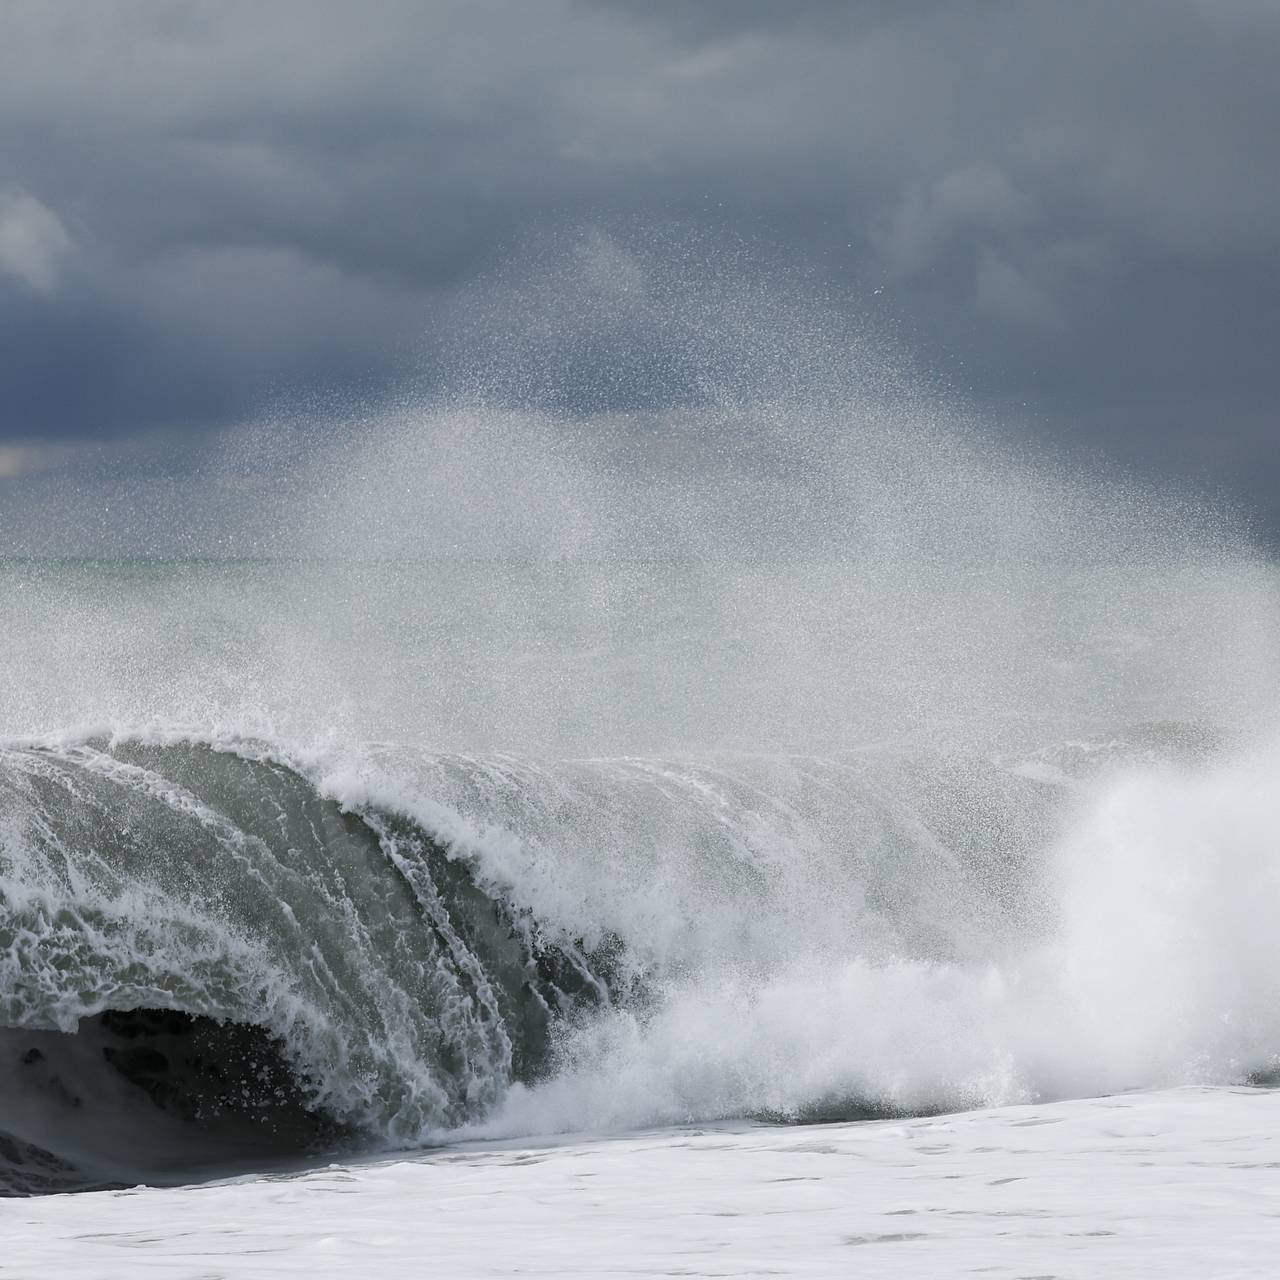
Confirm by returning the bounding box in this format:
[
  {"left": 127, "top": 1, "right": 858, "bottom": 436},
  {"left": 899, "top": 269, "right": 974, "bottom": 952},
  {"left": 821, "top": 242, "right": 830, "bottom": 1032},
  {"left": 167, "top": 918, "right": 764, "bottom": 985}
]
[{"left": 3, "top": 716, "right": 1280, "bottom": 1195}]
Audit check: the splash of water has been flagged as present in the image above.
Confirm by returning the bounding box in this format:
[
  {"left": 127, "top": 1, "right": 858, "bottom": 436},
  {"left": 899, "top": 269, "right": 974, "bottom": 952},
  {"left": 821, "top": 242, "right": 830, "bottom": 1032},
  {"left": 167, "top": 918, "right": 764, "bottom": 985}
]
[{"left": 3, "top": 236, "right": 1280, "bottom": 1192}]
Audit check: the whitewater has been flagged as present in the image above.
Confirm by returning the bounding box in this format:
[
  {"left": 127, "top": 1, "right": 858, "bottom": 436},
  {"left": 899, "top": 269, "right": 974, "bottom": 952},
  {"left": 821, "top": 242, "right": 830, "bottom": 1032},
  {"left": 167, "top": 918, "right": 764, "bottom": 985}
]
[{"left": 4, "top": 324, "right": 1280, "bottom": 1271}]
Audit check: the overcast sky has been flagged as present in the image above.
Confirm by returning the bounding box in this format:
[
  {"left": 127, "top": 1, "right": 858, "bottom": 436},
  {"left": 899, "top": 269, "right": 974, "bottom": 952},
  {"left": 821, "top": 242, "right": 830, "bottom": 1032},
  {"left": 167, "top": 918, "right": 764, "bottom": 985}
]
[{"left": 2, "top": 0, "right": 1279, "bottom": 537}]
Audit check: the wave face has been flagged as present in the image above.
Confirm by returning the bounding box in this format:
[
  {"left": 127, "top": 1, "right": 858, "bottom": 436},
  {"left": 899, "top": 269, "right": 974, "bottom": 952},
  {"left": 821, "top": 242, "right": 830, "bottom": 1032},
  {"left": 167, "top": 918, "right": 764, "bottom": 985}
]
[
  {"left": 0, "top": 736, "right": 613, "bottom": 1190},
  {"left": 5, "top": 375, "right": 1280, "bottom": 1191}
]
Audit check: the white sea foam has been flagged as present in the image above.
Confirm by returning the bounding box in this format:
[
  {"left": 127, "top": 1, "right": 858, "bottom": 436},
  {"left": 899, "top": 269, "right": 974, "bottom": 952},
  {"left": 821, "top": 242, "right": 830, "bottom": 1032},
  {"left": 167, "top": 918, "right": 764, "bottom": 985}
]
[{"left": 3, "top": 1087, "right": 1277, "bottom": 1277}]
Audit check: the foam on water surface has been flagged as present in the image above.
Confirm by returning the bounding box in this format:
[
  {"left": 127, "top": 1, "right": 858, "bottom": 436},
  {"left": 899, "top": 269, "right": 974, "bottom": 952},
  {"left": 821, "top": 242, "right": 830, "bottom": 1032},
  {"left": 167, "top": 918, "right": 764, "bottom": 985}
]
[{"left": 2, "top": 1087, "right": 1277, "bottom": 1278}]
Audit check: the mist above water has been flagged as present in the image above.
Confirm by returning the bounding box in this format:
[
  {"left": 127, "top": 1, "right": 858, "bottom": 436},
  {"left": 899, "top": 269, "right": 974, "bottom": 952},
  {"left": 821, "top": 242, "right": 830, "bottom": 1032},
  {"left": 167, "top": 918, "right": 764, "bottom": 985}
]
[{"left": 4, "top": 230, "right": 1278, "bottom": 755}]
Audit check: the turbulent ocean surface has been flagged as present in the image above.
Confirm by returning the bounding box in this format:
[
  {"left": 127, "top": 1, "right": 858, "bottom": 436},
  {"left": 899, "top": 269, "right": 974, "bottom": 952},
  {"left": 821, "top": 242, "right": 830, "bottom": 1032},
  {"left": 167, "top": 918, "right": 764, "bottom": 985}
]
[{"left": 3, "top": 397, "right": 1280, "bottom": 1274}]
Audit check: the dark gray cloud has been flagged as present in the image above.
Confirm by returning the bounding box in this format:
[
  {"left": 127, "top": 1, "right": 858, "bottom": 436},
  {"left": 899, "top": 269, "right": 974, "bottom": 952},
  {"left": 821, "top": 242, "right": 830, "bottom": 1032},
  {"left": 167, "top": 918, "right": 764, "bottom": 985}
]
[{"left": 1, "top": 0, "right": 1278, "bottom": 529}]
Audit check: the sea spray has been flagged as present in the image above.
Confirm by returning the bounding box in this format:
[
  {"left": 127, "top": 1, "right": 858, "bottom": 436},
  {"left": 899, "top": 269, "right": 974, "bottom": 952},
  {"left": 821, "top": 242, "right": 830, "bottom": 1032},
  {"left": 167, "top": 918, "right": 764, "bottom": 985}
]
[{"left": 3, "top": 243, "right": 1280, "bottom": 1192}]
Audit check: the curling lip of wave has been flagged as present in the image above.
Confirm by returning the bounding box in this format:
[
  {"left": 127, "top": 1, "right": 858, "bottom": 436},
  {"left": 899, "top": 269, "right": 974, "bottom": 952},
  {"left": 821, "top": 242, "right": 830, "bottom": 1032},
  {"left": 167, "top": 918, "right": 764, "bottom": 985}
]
[{"left": 0, "top": 731, "right": 619, "bottom": 1194}]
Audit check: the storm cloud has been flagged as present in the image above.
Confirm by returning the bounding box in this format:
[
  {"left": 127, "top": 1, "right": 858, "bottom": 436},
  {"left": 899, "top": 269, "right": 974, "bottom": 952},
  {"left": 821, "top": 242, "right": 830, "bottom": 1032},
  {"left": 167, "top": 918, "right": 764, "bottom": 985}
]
[{"left": 1, "top": 1, "right": 1278, "bottom": 528}]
